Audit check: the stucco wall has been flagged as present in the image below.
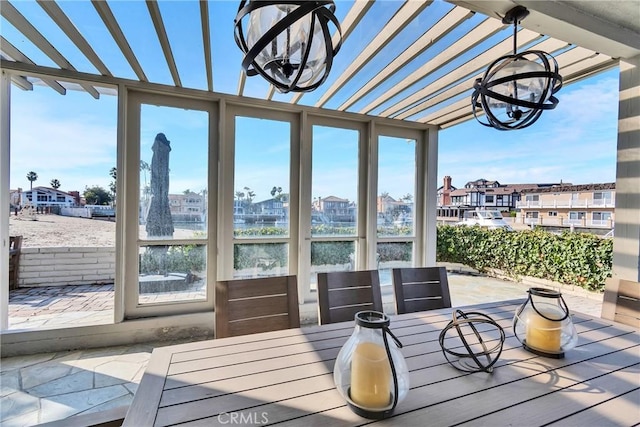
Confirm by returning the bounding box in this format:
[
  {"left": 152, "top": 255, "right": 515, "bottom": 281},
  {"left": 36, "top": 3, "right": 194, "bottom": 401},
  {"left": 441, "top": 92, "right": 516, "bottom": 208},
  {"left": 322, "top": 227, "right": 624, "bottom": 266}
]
[{"left": 17, "top": 247, "right": 115, "bottom": 287}]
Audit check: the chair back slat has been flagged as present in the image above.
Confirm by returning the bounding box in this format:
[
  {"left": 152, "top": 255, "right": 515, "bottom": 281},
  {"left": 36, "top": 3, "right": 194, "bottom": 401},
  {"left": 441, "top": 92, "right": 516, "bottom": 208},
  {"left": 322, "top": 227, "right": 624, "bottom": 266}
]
[
  {"left": 227, "top": 276, "right": 292, "bottom": 299},
  {"left": 228, "top": 294, "right": 290, "bottom": 322},
  {"left": 401, "top": 281, "right": 449, "bottom": 300},
  {"left": 327, "top": 286, "right": 378, "bottom": 307},
  {"left": 317, "top": 270, "right": 383, "bottom": 324},
  {"left": 325, "top": 303, "right": 380, "bottom": 324},
  {"left": 228, "top": 314, "right": 295, "bottom": 338},
  {"left": 216, "top": 275, "right": 300, "bottom": 338},
  {"left": 392, "top": 267, "right": 451, "bottom": 314}
]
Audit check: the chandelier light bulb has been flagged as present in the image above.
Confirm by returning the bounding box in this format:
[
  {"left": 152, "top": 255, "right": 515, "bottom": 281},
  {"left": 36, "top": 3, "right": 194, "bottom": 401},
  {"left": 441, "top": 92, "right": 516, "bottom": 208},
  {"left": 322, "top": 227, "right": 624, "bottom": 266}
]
[{"left": 235, "top": 1, "right": 342, "bottom": 93}]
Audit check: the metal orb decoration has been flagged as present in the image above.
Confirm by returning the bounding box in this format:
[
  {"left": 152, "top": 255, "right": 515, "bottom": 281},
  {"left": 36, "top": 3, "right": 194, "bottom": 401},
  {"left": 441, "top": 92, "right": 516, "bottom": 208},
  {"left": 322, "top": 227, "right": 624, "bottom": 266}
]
[
  {"left": 471, "top": 6, "right": 562, "bottom": 130},
  {"left": 234, "top": 0, "right": 342, "bottom": 93},
  {"left": 439, "top": 310, "right": 506, "bottom": 373}
]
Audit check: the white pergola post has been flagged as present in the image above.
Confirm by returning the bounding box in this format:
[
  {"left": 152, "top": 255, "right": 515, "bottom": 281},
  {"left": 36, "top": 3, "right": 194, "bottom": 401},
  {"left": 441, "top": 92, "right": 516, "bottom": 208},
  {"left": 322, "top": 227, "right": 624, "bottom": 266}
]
[
  {"left": 0, "top": 71, "right": 11, "bottom": 330},
  {"left": 612, "top": 54, "right": 640, "bottom": 282},
  {"left": 424, "top": 127, "right": 438, "bottom": 266}
]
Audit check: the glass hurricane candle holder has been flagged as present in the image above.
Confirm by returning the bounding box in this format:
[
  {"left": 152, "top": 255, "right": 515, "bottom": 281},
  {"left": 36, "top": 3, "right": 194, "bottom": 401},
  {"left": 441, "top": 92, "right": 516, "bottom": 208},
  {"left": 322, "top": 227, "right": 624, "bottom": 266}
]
[
  {"left": 513, "top": 287, "right": 578, "bottom": 358},
  {"left": 333, "top": 311, "right": 409, "bottom": 419}
]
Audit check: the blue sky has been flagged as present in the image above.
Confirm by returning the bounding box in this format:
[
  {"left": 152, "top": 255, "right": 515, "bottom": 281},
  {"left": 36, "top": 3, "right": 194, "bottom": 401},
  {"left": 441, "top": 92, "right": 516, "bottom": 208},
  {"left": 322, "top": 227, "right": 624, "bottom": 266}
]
[
  {"left": 439, "top": 67, "right": 619, "bottom": 190},
  {"left": 5, "top": 1, "right": 620, "bottom": 202}
]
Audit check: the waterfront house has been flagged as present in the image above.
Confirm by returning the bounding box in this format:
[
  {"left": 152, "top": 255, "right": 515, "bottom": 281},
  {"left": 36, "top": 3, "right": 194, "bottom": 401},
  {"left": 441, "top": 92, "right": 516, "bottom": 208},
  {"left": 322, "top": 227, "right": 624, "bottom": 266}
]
[
  {"left": 21, "top": 186, "right": 77, "bottom": 210},
  {"left": 253, "top": 197, "right": 287, "bottom": 222},
  {"left": 437, "top": 177, "right": 565, "bottom": 221},
  {"left": 517, "top": 183, "right": 616, "bottom": 230},
  {"left": 377, "top": 195, "right": 412, "bottom": 224},
  {"left": 169, "top": 191, "right": 206, "bottom": 222},
  {"left": 317, "top": 196, "right": 354, "bottom": 223}
]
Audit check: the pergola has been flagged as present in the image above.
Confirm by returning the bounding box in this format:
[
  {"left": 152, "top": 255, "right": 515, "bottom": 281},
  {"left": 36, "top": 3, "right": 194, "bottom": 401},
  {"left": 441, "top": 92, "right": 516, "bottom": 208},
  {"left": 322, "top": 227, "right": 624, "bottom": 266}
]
[{"left": 1, "top": 0, "right": 638, "bottom": 355}]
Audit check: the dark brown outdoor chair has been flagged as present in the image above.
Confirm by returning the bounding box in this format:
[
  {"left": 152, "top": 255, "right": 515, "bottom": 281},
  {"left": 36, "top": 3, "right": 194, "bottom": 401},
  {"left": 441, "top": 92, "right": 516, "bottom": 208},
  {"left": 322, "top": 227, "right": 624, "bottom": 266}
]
[
  {"left": 602, "top": 277, "right": 640, "bottom": 328},
  {"left": 317, "top": 270, "right": 383, "bottom": 324},
  {"left": 215, "top": 275, "right": 300, "bottom": 338},
  {"left": 9, "top": 235, "right": 22, "bottom": 290},
  {"left": 392, "top": 266, "right": 451, "bottom": 314}
]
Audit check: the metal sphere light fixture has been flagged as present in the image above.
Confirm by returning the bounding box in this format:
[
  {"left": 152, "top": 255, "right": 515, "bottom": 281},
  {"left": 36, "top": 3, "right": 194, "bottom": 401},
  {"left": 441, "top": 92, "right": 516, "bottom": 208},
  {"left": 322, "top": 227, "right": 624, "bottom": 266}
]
[
  {"left": 471, "top": 6, "right": 562, "bottom": 130},
  {"left": 234, "top": 1, "right": 342, "bottom": 93}
]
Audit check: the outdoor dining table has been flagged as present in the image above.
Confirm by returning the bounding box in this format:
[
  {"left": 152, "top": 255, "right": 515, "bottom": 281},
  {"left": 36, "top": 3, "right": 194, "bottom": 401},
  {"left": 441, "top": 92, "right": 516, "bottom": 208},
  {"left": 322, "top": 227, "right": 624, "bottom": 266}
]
[{"left": 123, "top": 299, "right": 639, "bottom": 426}]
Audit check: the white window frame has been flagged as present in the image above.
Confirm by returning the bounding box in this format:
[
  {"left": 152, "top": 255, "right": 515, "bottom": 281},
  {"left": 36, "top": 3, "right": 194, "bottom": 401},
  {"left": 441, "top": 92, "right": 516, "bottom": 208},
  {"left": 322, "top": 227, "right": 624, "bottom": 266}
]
[
  {"left": 568, "top": 211, "right": 587, "bottom": 224},
  {"left": 0, "top": 76, "right": 438, "bottom": 342},
  {"left": 122, "top": 90, "right": 217, "bottom": 319},
  {"left": 592, "top": 211, "right": 612, "bottom": 225},
  {"left": 222, "top": 105, "right": 299, "bottom": 270}
]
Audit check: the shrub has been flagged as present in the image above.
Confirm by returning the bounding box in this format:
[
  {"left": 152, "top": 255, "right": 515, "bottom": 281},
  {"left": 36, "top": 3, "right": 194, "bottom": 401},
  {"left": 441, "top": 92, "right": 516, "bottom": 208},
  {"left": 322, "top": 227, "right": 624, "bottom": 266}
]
[
  {"left": 140, "top": 244, "right": 206, "bottom": 275},
  {"left": 436, "top": 225, "right": 612, "bottom": 292},
  {"left": 311, "top": 241, "right": 353, "bottom": 265},
  {"left": 233, "top": 243, "right": 287, "bottom": 270},
  {"left": 377, "top": 242, "right": 412, "bottom": 262},
  {"left": 229, "top": 224, "right": 612, "bottom": 292}
]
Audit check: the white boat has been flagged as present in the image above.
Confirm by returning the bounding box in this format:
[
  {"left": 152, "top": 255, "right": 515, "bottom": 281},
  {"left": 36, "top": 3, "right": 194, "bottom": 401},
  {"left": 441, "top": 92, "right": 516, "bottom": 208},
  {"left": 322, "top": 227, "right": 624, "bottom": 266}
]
[
  {"left": 458, "top": 209, "right": 513, "bottom": 230},
  {"left": 393, "top": 213, "right": 413, "bottom": 227}
]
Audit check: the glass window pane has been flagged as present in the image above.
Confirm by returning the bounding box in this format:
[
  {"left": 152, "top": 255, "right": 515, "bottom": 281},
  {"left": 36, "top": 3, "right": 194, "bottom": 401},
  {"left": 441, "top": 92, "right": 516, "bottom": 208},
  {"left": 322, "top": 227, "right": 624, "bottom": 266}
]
[
  {"left": 234, "top": 117, "right": 290, "bottom": 238},
  {"left": 377, "top": 242, "right": 413, "bottom": 286},
  {"left": 233, "top": 243, "right": 289, "bottom": 278},
  {"left": 139, "top": 105, "right": 209, "bottom": 239},
  {"left": 309, "top": 241, "right": 356, "bottom": 288},
  {"left": 377, "top": 136, "right": 416, "bottom": 237},
  {"left": 312, "top": 126, "right": 358, "bottom": 237},
  {"left": 138, "top": 244, "right": 206, "bottom": 304}
]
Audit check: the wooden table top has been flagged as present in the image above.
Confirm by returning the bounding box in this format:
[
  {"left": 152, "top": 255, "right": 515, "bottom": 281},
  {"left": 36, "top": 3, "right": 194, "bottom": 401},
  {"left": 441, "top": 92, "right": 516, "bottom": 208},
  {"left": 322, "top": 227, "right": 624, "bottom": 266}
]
[{"left": 123, "top": 299, "right": 640, "bottom": 427}]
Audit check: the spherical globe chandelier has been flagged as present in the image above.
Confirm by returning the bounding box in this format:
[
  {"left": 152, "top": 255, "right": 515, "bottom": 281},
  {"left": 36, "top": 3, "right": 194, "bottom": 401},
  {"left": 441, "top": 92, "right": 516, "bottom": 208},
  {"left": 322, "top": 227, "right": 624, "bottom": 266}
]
[
  {"left": 234, "top": 1, "right": 342, "bottom": 94},
  {"left": 471, "top": 6, "right": 562, "bottom": 130}
]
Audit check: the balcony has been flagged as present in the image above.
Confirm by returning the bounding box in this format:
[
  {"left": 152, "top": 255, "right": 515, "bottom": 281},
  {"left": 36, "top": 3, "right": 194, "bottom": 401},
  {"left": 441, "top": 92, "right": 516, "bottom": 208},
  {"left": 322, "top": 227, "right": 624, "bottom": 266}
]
[
  {"left": 517, "top": 198, "right": 615, "bottom": 209},
  {"left": 523, "top": 217, "right": 614, "bottom": 228}
]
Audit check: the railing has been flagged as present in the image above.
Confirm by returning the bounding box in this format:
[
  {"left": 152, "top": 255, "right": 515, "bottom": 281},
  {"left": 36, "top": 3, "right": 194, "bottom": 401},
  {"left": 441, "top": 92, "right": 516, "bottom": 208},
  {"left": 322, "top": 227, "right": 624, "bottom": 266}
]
[
  {"left": 522, "top": 217, "right": 614, "bottom": 228},
  {"left": 517, "top": 199, "right": 615, "bottom": 209}
]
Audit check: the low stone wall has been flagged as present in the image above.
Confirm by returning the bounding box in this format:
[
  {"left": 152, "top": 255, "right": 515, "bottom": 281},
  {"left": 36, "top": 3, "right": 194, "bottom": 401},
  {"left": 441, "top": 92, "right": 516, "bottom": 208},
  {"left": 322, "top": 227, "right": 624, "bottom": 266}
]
[{"left": 17, "top": 247, "right": 115, "bottom": 287}]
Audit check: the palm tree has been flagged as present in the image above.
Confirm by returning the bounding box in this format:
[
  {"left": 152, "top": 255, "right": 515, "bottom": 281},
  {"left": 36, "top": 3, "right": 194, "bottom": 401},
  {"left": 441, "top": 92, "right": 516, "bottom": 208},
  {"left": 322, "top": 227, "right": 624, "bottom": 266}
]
[
  {"left": 26, "top": 171, "right": 38, "bottom": 190},
  {"left": 50, "top": 179, "right": 61, "bottom": 189},
  {"left": 243, "top": 187, "right": 255, "bottom": 203},
  {"left": 271, "top": 186, "right": 283, "bottom": 199},
  {"left": 140, "top": 160, "right": 150, "bottom": 188},
  {"left": 109, "top": 167, "right": 117, "bottom": 198}
]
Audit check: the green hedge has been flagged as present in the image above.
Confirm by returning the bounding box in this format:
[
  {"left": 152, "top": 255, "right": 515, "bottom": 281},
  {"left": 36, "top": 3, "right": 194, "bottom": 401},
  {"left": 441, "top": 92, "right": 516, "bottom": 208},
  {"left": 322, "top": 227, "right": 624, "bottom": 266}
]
[
  {"left": 234, "top": 243, "right": 288, "bottom": 270},
  {"left": 140, "top": 245, "right": 206, "bottom": 275},
  {"left": 311, "top": 241, "right": 353, "bottom": 265},
  {"left": 185, "top": 224, "right": 612, "bottom": 292},
  {"left": 436, "top": 225, "right": 612, "bottom": 292}
]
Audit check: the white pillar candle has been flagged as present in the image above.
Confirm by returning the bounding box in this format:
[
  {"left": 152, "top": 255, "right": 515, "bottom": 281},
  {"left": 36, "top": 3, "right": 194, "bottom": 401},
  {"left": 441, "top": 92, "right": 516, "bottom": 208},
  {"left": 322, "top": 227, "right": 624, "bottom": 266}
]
[
  {"left": 526, "top": 309, "right": 561, "bottom": 353},
  {"left": 351, "top": 342, "right": 391, "bottom": 408}
]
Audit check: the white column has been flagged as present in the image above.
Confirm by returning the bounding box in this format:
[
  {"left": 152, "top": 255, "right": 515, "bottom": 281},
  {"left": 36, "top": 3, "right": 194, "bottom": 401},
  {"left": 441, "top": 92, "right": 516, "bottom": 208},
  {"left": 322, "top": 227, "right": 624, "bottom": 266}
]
[
  {"left": 1, "top": 71, "right": 11, "bottom": 330},
  {"left": 113, "top": 84, "right": 126, "bottom": 323},
  {"left": 612, "top": 54, "right": 640, "bottom": 282},
  {"left": 423, "top": 126, "right": 438, "bottom": 266},
  {"left": 297, "top": 111, "right": 312, "bottom": 303}
]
